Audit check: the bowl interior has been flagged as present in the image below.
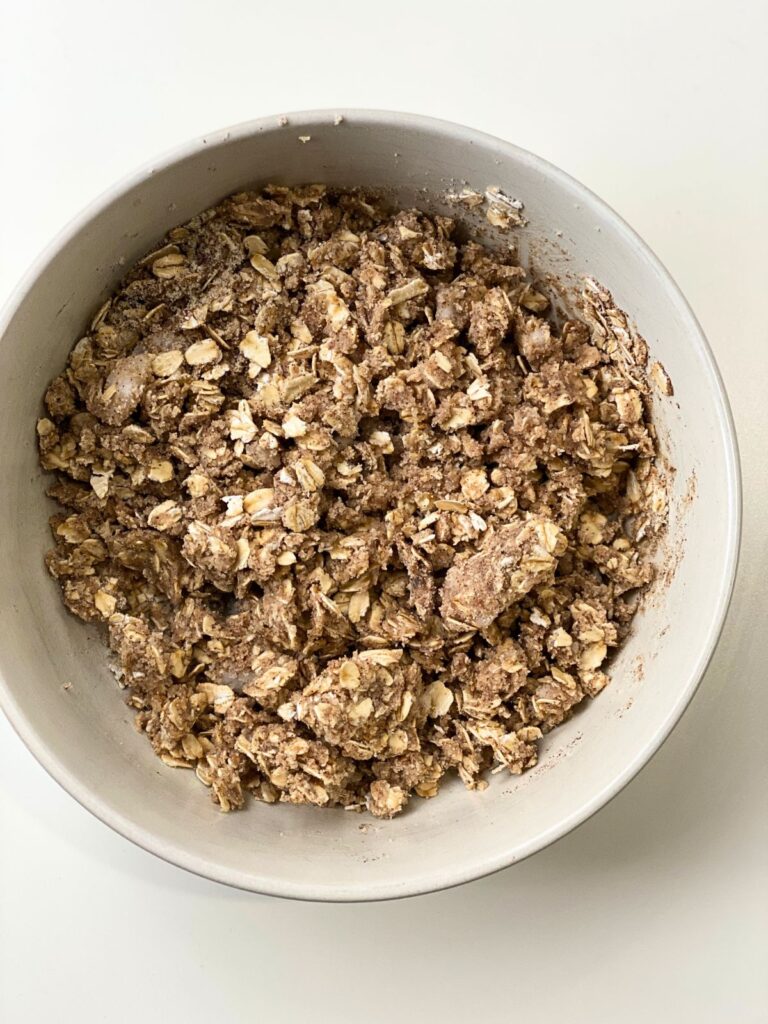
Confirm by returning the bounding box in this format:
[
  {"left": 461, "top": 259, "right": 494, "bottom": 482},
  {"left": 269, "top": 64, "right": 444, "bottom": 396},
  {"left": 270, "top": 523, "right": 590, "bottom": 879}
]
[{"left": 0, "top": 112, "right": 739, "bottom": 900}]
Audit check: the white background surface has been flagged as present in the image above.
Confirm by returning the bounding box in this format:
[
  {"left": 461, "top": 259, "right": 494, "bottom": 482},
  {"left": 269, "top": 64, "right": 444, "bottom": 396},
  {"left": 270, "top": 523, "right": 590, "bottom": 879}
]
[{"left": 1, "top": 2, "right": 766, "bottom": 1021}]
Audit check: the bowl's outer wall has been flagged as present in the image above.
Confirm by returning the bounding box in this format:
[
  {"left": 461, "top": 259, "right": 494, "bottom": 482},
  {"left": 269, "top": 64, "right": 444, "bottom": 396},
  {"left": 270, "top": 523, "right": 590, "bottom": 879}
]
[{"left": 0, "top": 112, "right": 740, "bottom": 900}]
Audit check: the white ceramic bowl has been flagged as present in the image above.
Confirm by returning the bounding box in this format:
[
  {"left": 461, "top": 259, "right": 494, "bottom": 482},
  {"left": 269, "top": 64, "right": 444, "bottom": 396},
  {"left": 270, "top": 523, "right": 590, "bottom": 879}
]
[{"left": 0, "top": 111, "right": 740, "bottom": 901}]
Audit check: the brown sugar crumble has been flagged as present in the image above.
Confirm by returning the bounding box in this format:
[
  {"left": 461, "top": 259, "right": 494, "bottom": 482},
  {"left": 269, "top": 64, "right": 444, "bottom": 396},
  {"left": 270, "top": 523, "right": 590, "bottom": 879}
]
[{"left": 37, "top": 184, "right": 667, "bottom": 818}]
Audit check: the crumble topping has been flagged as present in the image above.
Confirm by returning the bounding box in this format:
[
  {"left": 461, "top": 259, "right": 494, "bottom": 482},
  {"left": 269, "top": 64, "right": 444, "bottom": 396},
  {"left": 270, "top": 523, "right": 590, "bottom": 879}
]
[{"left": 37, "top": 184, "right": 666, "bottom": 818}]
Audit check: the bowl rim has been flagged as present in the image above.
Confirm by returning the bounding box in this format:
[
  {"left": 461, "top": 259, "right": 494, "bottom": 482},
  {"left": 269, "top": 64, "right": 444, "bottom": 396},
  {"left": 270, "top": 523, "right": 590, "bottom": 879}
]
[{"left": 0, "top": 108, "right": 742, "bottom": 902}]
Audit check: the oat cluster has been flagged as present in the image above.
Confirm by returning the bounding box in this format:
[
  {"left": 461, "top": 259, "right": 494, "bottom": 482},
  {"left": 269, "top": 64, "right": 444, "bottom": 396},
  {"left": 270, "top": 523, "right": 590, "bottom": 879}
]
[{"left": 38, "top": 185, "right": 665, "bottom": 818}]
